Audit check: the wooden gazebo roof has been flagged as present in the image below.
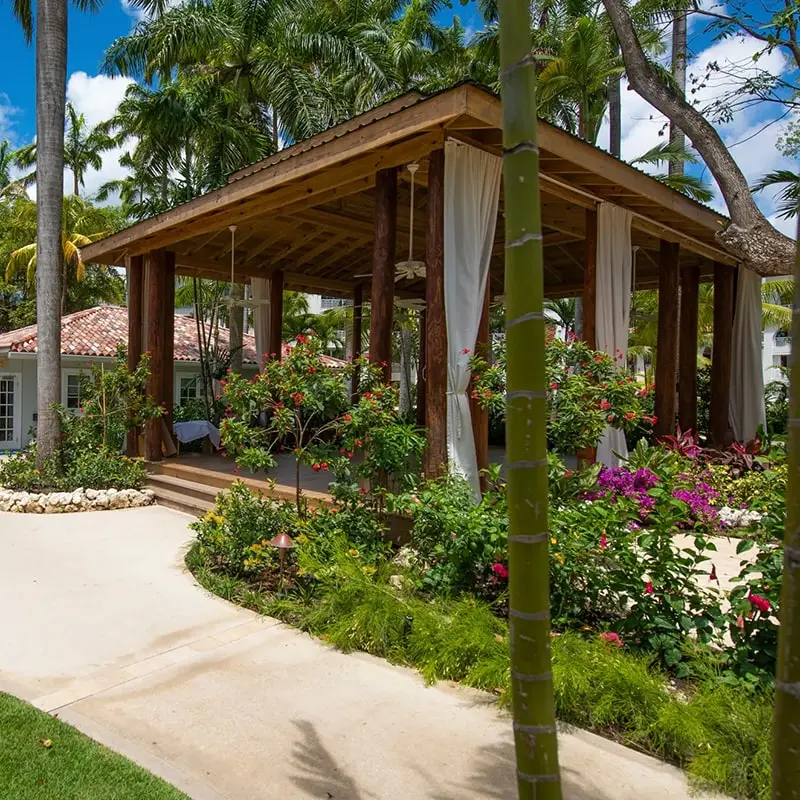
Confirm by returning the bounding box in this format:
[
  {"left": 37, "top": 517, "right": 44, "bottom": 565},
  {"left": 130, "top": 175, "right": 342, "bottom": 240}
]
[{"left": 81, "top": 83, "right": 737, "bottom": 299}]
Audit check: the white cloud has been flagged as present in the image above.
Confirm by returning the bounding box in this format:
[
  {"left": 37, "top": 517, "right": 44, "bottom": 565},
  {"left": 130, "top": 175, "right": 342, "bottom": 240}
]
[
  {"left": 0, "top": 93, "right": 21, "bottom": 143},
  {"left": 598, "top": 30, "right": 794, "bottom": 226},
  {"left": 65, "top": 71, "right": 135, "bottom": 199}
]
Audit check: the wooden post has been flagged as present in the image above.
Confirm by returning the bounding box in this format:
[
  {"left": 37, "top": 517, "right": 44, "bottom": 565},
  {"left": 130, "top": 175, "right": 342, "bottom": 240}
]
[
  {"left": 416, "top": 309, "right": 427, "bottom": 428},
  {"left": 424, "top": 148, "right": 447, "bottom": 477},
  {"left": 269, "top": 269, "right": 284, "bottom": 359},
  {"left": 162, "top": 251, "right": 176, "bottom": 448},
  {"left": 144, "top": 249, "right": 166, "bottom": 461},
  {"left": 470, "top": 283, "right": 490, "bottom": 492},
  {"left": 126, "top": 255, "right": 144, "bottom": 457},
  {"left": 351, "top": 284, "right": 363, "bottom": 404},
  {"left": 369, "top": 167, "right": 398, "bottom": 383},
  {"left": 678, "top": 263, "right": 699, "bottom": 434},
  {"left": 711, "top": 263, "right": 735, "bottom": 446},
  {"left": 582, "top": 208, "right": 597, "bottom": 349},
  {"left": 654, "top": 241, "right": 680, "bottom": 439}
]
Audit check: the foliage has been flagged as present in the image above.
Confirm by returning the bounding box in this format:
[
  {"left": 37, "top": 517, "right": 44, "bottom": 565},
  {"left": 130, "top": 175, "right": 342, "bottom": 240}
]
[
  {"left": 470, "top": 333, "right": 654, "bottom": 455},
  {"left": 0, "top": 692, "right": 187, "bottom": 799},
  {"left": 388, "top": 474, "right": 508, "bottom": 596},
  {"left": 221, "top": 334, "right": 424, "bottom": 510}
]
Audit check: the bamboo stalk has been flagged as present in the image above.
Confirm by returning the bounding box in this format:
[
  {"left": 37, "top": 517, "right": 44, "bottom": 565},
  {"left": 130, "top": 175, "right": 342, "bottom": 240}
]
[
  {"left": 498, "top": 2, "right": 562, "bottom": 798},
  {"left": 773, "top": 219, "right": 800, "bottom": 797}
]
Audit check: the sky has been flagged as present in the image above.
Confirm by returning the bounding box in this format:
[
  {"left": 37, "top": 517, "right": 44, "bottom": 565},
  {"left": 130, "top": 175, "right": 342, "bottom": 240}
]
[{"left": 0, "top": 0, "right": 796, "bottom": 236}]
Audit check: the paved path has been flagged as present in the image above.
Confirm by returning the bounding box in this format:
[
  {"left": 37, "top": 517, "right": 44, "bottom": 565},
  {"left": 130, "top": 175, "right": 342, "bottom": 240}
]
[{"left": 0, "top": 506, "right": 726, "bottom": 800}]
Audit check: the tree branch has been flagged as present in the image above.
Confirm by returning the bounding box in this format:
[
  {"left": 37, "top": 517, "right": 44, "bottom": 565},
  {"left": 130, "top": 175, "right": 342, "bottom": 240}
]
[{"left": 603, "top": 0, "right": 796, "bottom": 274}]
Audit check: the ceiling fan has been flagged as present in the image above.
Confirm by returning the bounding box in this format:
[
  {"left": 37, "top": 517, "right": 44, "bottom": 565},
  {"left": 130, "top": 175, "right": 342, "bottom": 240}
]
[
  {"left": 355, "top": 162, "right": 427, "bottom": 283},
  {"left": 224, "top": 225, "right": 269, "bottom": 310}
]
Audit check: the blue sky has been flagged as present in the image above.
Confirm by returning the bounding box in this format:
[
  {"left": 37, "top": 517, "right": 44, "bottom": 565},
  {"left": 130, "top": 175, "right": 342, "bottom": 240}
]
[{"left": 0, "top": 0, "right": 795, "bottom": 234}]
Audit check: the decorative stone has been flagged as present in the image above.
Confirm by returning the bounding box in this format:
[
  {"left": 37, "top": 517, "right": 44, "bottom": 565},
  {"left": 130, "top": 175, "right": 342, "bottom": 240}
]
[{"left": 0, "top": 486, "right": 155, "bottom": 514}]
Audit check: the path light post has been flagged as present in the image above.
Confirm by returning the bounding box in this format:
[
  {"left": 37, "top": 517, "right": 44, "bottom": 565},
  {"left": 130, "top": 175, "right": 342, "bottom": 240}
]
[{"left": 268, "top": 533, "right": 295, "bottom": 595}]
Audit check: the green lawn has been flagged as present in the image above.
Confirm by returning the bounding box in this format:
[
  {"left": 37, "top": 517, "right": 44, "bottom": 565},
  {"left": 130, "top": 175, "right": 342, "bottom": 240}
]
[{"left": 0, "top": 692, "right": 187, "bottom": 799}]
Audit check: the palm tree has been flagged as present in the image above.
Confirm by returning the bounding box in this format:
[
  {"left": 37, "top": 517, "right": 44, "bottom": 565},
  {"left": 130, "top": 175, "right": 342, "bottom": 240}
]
[
  {"left": 0, "top": 140, "right": 30, "bottom": 200},
  {"left": 6, "top": 196, "right": 113, "bottom": 313},
  {"left": 498, "top": 0, "right": 563, "bottom": 795},
  {"left": 14, "top": 102, "right": 116, "bottom": 195},
  {"left": 630, "top": 141, "right": 714, "bottom": 203},
  {"left": 544, "top": 297, "right": 576, "bottom": 338},
  {"left": 752, "top": 170, "right": 800, "bottom": 221}
]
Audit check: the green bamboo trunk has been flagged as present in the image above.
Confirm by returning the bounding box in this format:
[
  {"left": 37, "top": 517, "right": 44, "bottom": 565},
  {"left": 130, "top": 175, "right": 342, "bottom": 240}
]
[
  {"left": 498, "top": 2, "right": 562, "bottom": 798},
  {"left": 773, "top": 219, "right": 800, "bottom": 798}
]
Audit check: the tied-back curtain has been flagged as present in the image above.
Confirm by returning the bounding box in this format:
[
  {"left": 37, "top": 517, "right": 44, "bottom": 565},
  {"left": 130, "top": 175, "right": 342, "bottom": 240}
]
[
  {"left": 252, "top": 277, "right": 270, "bottom": 367},
  {"left": 729, "top": 267, "right": 766, "bottom": 441},
  {"left": 443, "top": 139, "right": 501, "bottom": 496},
  {"left": 595, "top": 202, "right": 633, "bottom": 467}
]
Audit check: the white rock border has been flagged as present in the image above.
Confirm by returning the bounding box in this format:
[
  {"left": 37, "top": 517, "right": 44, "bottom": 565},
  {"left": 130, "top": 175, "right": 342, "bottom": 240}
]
[{"left": 0, "top": 487, "right": 155, "bottom": 514}]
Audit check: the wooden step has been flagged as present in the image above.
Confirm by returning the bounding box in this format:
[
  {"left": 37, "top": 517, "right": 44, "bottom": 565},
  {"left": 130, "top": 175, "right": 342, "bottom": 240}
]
[
  {"left": 147, "top": 484, "right": 215, "bottom": 518},
  {"left": 147, "top": 472, "right": 220, "bottom": 503}
]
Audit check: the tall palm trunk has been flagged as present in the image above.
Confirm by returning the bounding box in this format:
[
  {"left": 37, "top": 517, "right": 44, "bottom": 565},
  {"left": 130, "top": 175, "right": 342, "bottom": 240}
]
[
  {"left": 669, "top": 11, "right": 687, "bottom": 177},
  {"left": 498, "top": 2, "right": 562, "bottom": 797},
  {"left": 608, "top": 49, "right": 621, "bottom": 157},
  {"left": 773, "top": 218, "right": 800, "bottom": 796},
  {"left": 35, "top": 0, "right": 67, "bottom": 467},
  {"left": 73, "top": 170, "right": 80, "bottom": 196}
]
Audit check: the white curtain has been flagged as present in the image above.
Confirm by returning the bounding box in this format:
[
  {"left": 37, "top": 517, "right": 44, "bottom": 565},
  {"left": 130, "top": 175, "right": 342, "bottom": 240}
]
[
  {"left": 443, "top": 139, "right": 501, "bottom": 496},
  {"left": 595, "top": 202, "right": 633, "bottom": 467},
  {"left": 729, "top": 267, "right": 767, "bottom": 441},
  {"left": 252, "top": 277, "right": 270, "bottom": 367}
]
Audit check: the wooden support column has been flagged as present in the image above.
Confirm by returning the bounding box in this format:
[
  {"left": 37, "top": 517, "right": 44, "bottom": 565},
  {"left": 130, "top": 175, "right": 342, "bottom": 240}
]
[
  {"left": 416, "top": 309, "right": 427, "bottom": 428},
  {"left": 654, "top": 241, "right": 680, "bottom": 439},
  {"left": 351, "top": 284, "right": 363, "bottom": 404},
  {"left": 269, "top": 269, "right": 284, "bottom": 359},
  {"left": 711, "top": 263, "right": 735, "bottom": 446},
  {"left": 678, "top": 263, "right": 699, "bottom": 434},
  {"left": 162, "top": 251, "right": 176, "bottom": 447},
  {"left": 470, "top": 283, "right": 490, "bottom": 492},
  {"left": 582, "top": 208, "right": 597, "bottom": 349},
  {"left": 144, "top": 249, "right": 166, "bottom": 461},
  {"left": 424, "top": 148, "right": 447, "bottom": 477},
  {"left": 369, "top": 167, "right": 398, "bottom": 383},
  {"left": 126, "top": 255, "right": 144, "bottom": 457}
]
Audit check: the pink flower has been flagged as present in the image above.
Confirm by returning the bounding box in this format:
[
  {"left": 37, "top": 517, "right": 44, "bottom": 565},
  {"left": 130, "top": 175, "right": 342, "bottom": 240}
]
[
  {"left": 600, "top": 399, "right": 611, "bottom": 411},
  {"left": 644, "top": 581, "right": 654, "bottom": 595},
  {"left": 232, "top": 465, "right": 239, "bottom": 475},
  {"left": 461, "top": 347, "right": 470, "bottom": 355},
  {"left": 600, "top": 533, "right": 608, "bottom": 549},
  {"left": 599, "top": 632, "right": 622, "bottom": 647},
  {"left": 749, "top": 593, "right": 771, "bottom": 614},
  {"left": 549, "top": 382, "right": 559, "bottom": 390},
  {"left": 491, "top": 563, "right": 509, "bottom": 579}
]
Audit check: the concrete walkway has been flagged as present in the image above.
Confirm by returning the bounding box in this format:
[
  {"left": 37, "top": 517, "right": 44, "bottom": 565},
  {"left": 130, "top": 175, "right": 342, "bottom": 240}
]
[{"left": 0, "top": 506, "right": 726, "bottom": 800}]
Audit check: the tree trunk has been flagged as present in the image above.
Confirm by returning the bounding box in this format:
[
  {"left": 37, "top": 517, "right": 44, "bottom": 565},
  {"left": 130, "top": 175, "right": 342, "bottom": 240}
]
[
  {"left": 498, "top": 1, "right": 562, "bottom": 797},
  {"left": 35, "top": 0, "right": 67, "bottom": 467},
  {"left": 669, "top": 11, "right": 687, "bottom": 178},
  {"left": 73, "top": 169, "right": 79, "bottom": 196},
  {"left": 602, "top": 0, "right": 795, "bottom": 275},
  {"left": 398, "top": 320, "right": 413, "bottom": 415},
  {"left": 608, "top": 49, "right": 621, "bottom": 158},
  {"left": 774, "top": 220, "right": 800, "bottom": 795},
  {"left": 229, "top": 283, "right": 244, "bottom": 374}
]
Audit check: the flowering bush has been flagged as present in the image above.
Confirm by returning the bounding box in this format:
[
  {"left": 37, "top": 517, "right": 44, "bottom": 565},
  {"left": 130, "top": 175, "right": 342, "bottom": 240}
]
[
  {"left": 219, "top": 335, "right": 423, "bottom": 510},
  {"left": 470, "top": 335, "right": 654, "bottom": 455}
]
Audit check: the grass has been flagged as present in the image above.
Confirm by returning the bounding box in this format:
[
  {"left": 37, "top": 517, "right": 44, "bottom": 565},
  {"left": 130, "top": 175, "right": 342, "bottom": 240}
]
[
  {"left": 0, "top": 692, "right": 187, "bottom": 800},
  {"left": 187, "top": 542, "right": 774, "bottom": 800}
]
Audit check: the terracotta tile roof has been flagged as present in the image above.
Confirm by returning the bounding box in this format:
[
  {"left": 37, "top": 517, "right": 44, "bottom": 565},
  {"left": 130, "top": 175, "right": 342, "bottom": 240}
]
[{"left": 0, "top": 306, "right": 347, "bottom": 368}]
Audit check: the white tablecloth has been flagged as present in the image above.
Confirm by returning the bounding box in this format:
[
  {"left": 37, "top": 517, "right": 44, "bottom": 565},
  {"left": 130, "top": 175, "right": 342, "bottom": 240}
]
[{"left": 173, "top": 420, "right": 221, "bottom": 449}]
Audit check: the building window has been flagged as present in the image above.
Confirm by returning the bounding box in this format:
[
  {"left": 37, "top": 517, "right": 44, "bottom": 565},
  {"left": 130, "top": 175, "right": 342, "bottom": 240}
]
[
  {"left": 65, "top": 374, "right": 81, "bottom": 410},
  {"left": 179, "top": 376, "right": 200, "bottom": 406}
]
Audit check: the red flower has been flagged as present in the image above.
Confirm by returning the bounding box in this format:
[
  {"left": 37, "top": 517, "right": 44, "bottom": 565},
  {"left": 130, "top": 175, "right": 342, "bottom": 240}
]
[
  {"left": 600, "top": 399, "right": 611, "bottom": 411},
  {"left": 549, "top": 382, "right": 559, "bottom": 390},
  {"left": 491, "top": 563, "right": 509, "bottom": 579},
  {"left": 649, "top": 415, "right": 658, "bottom": 425},
  {"left": 461, "top": 347, "right": 471, "bottom": 355},
  {"left": 363, "top": 392, "right": 372, "bottom": 399},
  {"left": 359, "top": 487, "right": 367, "bottom": 495},
  {"left": 290, "top": 392, "right": 305, "bottom": 405},
  {"left": 343, "top": 414, "right": 352, "bottom": 422},
  {"left": 295, "top": 334, "right": 307, "bottom": 343},
  {"left": 749, "top": 593, "right": 771, "bottom": 614},
  {"left": 381, "top": 360, "right": 388, "bottom": 367},
  {"left": 644, "top": 581, "right": 654, "bottom": 595},
  {"left": 624, "top": 411, "right": 636, "bottom": 421},
  {"left": 593, "top": 354, "right": 603, "bottom": 362},
  {"left": 564, "top": 469, "right": 573, "bottom": 478},
  {"left": 312, "top": 464, "right": 321, "bottom": 472},
  {"left": 232, "top": 465, "right": 240, "bottom": 475},
  {"left": 321, "top": 462, "right": 328, "bottom": 471},
  {"left": 347, "top": 451, "right": 353, "bottom": 458},
  {"left": 709, "top": 564, "right": 718, "bottom": 582},
  {"left": 275, "top": 402, "right": 284, "bottom": 409},
  {"left": 354, "top": 439, "right": 363, "bottom": 447},
  {"left": 600, "top": 632, "right": 622, "bottom": 647},
  {"left": 600, "top": 533, "right": 608, "bottom": 549}
]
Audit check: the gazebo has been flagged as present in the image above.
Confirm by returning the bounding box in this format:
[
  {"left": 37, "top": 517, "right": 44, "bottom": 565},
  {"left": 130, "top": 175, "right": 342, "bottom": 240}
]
[{"left": 80, "top": 82, "right": 765, "bottom": 489}]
